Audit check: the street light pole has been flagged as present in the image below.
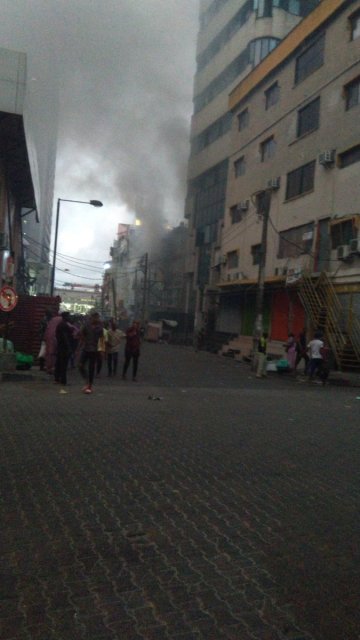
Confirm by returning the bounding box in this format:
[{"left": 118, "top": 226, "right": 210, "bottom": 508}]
[{"left": 50, "top": 198, "right": 103, "bottom": 296}]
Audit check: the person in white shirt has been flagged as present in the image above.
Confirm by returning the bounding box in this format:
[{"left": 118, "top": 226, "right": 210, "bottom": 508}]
[{"left": 307, "top": 331, "right": 324, "bottom": 380}]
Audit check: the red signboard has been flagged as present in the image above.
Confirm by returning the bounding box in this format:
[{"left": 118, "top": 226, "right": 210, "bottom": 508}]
[{"left": 0, "top": 286, "right": 18, "bottom": 312}]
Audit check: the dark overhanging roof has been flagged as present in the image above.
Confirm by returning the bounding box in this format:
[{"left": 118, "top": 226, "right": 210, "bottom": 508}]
[{"left": 0, "top": 111, "right": 38, "bottom": 219}]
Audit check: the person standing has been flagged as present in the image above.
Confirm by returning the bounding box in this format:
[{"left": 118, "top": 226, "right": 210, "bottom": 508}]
[
  {"left": 106, "top": 320, "right": 124, "bottom": 376},
  {"left": 122, "top": 320, "right": 141, "bottom": 381},
  {"left": 96, "top": 322, "right": 109, "bottom": 376},
  {"left": 54, "top": 312, "right": 74, "bottom": 386},
  {"left": 256, "top": 331, "right": 268, "bottom": 379},
  {"left": 285, "top": 333, "right": 297, "bottom": 371},
  {"left": 38, "top": 309, "right": 53, "bottom": 371},
  {"left": 295, "top": 328, "right": 309, "bottom": 374},
  {"left": 78, "top": 311, "right": 104, "bottom": 394},
  {"left": 307, "top": 331, "right": 324, "bottom": 381}
]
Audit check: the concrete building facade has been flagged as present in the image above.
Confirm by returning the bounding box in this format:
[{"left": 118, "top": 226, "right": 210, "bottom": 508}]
[
  {"left": 218, "top": 0, "right": 360, "bottom": 367},
  {"left": 184, "top": 0, "right": 320, "bottom": 329},
  {"left": 0, "top": 45, "right": 57, "bottom": 295}
]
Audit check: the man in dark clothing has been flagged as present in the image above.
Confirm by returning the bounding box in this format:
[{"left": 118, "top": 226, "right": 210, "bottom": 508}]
[
  {"left": 55, "top": 312, "right": 73, "bottom": 386},
  {"left": 78, "top": 312, "right": 104, "bottom": 394},
  {"left": 122, "top": 320, "right": 141, "bottom": 381}
]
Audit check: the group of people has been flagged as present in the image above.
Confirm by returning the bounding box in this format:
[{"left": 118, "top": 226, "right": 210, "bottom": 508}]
[
  {"left": 39, "top": 310, "right": 142, "bottom": 394},
  {"left": 257, "top": 328, "right": 331, "bottom": 383}
]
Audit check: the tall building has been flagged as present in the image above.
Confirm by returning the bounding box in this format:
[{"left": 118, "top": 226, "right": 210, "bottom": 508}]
[
  {"left": 184, "top": 0, "right": 320, "bottom": 328},
  {"left": 0, "top": 45, "right": 57, "bottom": 295},
  {"left": 219, "top": 0, "right": 360, "bottom": 369}
]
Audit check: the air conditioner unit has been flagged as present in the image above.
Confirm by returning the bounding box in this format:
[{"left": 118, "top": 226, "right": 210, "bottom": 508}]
[
  {"left": 319, "top": 150, "right": 335, "bottom": 166},
  {"left": 0, "top": 232, "right": 8, "bottom": 250},
  {"left": 337, "top": 244, "right": 351, "bottom": 261},
  {"left": 267, "top": 177, "right": 280, "bottom": 190},
  {"left": 349, "top": 238, "right": 360, "bottom": 254},
  {"left": 239, "top": 200, "right": 249, "bottom": 211}
]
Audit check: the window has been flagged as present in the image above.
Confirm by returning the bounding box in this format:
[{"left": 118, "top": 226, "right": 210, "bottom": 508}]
[
  {"left": 338, "top": 144, "right": 360, "bottom": 168},
  {"left": 286, "top": 160, "right": 315, "bottom": 199},
  {"left": 295, "top": 33, "right": 325, "bottom": 84},
  {"left": 330, "top": 219, "right": 356, "bottom": 249},
  {"left": 249, "top": 37, "right": 280, "bottom": 67},
  {"left": 261, "top": 136, "right": 276, "bottom": 161},
  {"left": 230, "top": 205, "right": 242, "bottom": 224},
  {"left": 237, "top": 108, "right": 249, "bottom": 131},
  {"left": 265, "top": 82, "right": 279, "bottom": 109},
  {"left": 345, "top": 77, "right": 360, "bottom": 110},
  {"left": 278, "top": 223, "right": 314, "bottom": 259},
  {"left": 255, "top": 0, "right": 273, "bottom": 17},
  {"left": 350, "top": 10, "right": 360, "bottom": 40},
  {"left": 297, "top": 97, "right": 320, "bottom": 137},
  {"left": 227, "top": 250, "right": 239, "bottom": 269},
  {"left": 251, "top": 244, "right": 262, "bottom": 265},
  {"left": 234, "top": 156, "right": 246, "bottom": 177}
]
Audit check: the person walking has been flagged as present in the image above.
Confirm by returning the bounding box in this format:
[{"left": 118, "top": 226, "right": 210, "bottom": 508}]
[
  {"left": 106, "top": 319, "right": 124, "bottom": 376},
  {"left": 54, "top": 312, "right": 74, "bottom": 387},
  {"left": 256, "top": 331, "right": 268, "bottom": 379},
  {"left": 78, "top": 311, "right": 104, "bottom": 394},
  {"left": 122, "top": 320, "right": 141, "bottom": 381}
]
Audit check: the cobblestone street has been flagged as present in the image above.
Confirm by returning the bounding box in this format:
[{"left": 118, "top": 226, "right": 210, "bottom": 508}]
[{"left": 1, "top": 343, "right": 359, "bottom": 640}]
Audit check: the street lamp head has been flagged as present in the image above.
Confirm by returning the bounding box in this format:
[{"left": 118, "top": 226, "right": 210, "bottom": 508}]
[{"left": 90, "top": 200, "right": 103, "bottom": 207}]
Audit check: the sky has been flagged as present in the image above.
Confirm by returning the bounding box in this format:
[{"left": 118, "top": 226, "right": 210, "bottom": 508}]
[{"left": 0, "top": 0, "right": 199, "bottom": 286}]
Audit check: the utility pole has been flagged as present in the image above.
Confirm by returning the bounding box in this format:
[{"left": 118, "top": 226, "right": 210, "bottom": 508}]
[
  {"left": 141, "top": 252, "right": 148, "bottom": 325},
  {"left": 253, "top": 189, "right": 271, "bottom": 358}
]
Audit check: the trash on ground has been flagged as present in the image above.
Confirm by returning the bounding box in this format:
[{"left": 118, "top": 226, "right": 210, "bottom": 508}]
[{"left": 148, "top": 395, "right": 163, "bottom": 401}]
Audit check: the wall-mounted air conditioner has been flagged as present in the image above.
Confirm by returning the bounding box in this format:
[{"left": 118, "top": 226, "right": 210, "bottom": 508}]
[
  {"left": 239, "top": 200, "right": 249, "bottom": 211},
  {"left": 0, "top": 232, "right": 8, "bottom": 250},
  {"left": 349, "top": 238, "right": 360, "bottom": 254},
  {"left": 267, "top": 177, "right": 280, "bottom": 190},
  {"left": 337, "top": 244, "right": 351, "bottom": 261},
  {"left": 319, "top": 150, "right": 335, "bottom": 166}
]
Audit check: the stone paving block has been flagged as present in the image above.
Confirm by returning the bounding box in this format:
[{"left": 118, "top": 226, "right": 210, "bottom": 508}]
[{"left": 1, "top": 344, "right": 359, "bottom": 639}]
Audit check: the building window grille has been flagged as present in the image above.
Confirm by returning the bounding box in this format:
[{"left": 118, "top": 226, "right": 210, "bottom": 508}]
[
  {"left": 265, "top": 82, "right": 279, "bottom": 109},
  {"left": 251, "top": 244, "right": 262, "bottom": 265},
  {"left": 297, "top": 97, "right": 320, "bottom": 137},
  {"left": 295, "top": 33, "right": 325, "bottom": 85},
  {"left": 278, "top": 223, "right": 314, "bottom": 258},
  {"left": 234, "top": 156, "right": 246, "bottom": 177},
  {"left": 260, "top": 136, "right": 276, "bottom": 162},
  {"left": 345, "top": 76, "right": 360, "bottom": 110},
  {"left": 227, "top": 250, "right": 239, "bottom": 269},
  {"left": 237, "top": 108, "right": 249, "bottom": 131},
  {"left": 285, "top": 161, "right": 315, "bottom": 200},
  {"left": 350, "top": 10, "right": 360, "bottom": 40},
  {"left": 338, "top": 144, "right": 360, "bottom": 169}
]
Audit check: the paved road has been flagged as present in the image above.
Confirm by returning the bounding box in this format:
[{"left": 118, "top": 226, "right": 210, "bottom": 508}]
[{"left": 1, "top": 343, "right": 359, "bottom": 640}]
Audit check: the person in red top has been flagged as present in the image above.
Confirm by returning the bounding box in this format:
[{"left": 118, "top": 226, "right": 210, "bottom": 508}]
[{"left": 122, "top": 320, "right": 141, "bottom": 381}]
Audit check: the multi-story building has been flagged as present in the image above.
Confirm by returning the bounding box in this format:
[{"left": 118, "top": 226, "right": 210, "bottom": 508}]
[
  {"left": 0, "top": 45, "right": 57, "bottom": 295},
  {"left": 184, "top": 0, "right": 320, "bottom": 329},
  {"left": 218, "top": 0, "right": 360, "bottom": 368}
]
